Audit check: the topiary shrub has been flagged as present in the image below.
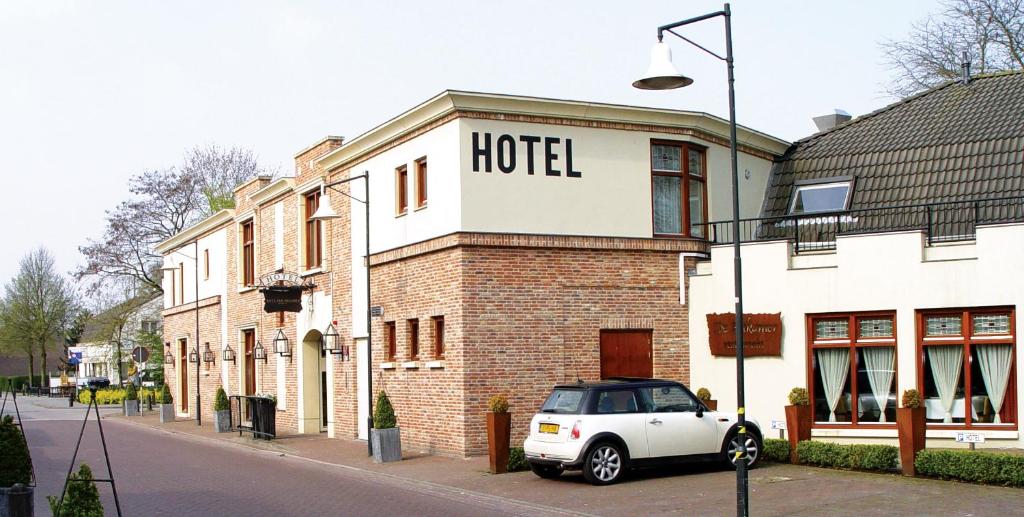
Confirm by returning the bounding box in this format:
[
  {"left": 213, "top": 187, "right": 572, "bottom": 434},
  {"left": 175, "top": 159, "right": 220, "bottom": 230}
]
[
  {"left": 507, "top": 447, "right": 529, "bottom": 472},
  {"left": 488, "top": 395, "right": 509, "bottom": 413},
  {"left": 915, "top": 449, "right": 1024, "bottom": 487},
  {"left": 901, "top": 389, "right": 922, "bottom": 409},
  {"left": 47, "top": 463, "right": 104, "bottom": 517},
  {"left": 160, "top": 383, "right": 173, "bottom": 404},
  {"left": 373, "top": 391, "right": 397, "bottom": 429},
  {"left": 124, "top": 383, "right": 138, "bottom": 401},
  {"left": 788, "top": 387, "right": 809, "bottom": 406},
  {"left": 696, "top": 387, "right": 712, "bottom": 402},
  {"left": 214, "top": 387, "right": 230, "bottom": 411},
  {"left": 762, "top": 438, "right": 790, "bottom": 463},
  {"left": 796, "top": 440, "right": 898, "bottom": 472},
  {"left": 0, "top": 415, "right": 32, "bottom": 488}
]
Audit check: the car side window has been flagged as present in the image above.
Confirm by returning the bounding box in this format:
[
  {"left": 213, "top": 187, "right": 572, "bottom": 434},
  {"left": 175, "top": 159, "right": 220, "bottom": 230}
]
[
  {"left": 595, "top": 389, "right": 640, "bottom": 414},
  {"left": 643, "top": 386, "right": 700, "bottom": 413}
]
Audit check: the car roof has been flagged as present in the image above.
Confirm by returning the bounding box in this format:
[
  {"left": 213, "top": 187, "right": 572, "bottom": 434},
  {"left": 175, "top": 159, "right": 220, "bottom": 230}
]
[{"left": 552, "top": 378, "right": 682, "bottom": 390}]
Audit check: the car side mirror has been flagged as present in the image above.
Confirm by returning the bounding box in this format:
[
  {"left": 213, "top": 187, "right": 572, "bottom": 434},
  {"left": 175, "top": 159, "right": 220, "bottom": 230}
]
[{"left": 695, "top": 406, "right": 704, "bottom": 418}]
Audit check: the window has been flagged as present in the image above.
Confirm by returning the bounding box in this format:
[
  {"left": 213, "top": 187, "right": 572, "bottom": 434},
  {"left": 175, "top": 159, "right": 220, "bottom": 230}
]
[
  {"left": 595, "top": 390, "right": 640, "bottom": 414},
  {"left": 169, "top": 269, "right": 176, "bottom": 306},
  {"left": 241, "top": 220, "right": 254, "bottom": 286},
  {"left": 789, "top": 181, "right": 852, "bottom": 214},
  {"left": 919, "top": 308, "right": 1016, "bottom": 427},
  {"left": 385, "top": 322, "right": 396, "bottom": 361},
  {"left": 141, "top": 320, "right": 159, "bottom": 334},
  {"left": 808, "top": 313, "right": 897, "bottom": 425},
  {"left": 178, "top": 263, "right": 185, "bottom": 303},
  {"left": 408, "top": 319, "right": 419, "bottom": 360},
  {"left": 639, "top": 385, "right": 700, "bottom": 412},
  {"left": 203, "top": 249, "right": 210, "bottom": 280},
  {"left": 651, "top": 142, "right": 706, "bottom": 238},
  {"left": 432, "top": 316, "right": 445, "bottom": 359},
  {"left": 396, "top": 165, "right": 408, "bottom": 215},
  {"left": 415, "top": 158, "right": 427, "bottom": 209},
  {"left": 304, "top": 191, "right": 322, "bottom": 269},
  {"left": 541, "top": 389, "right": 585, "bottom": 414}
]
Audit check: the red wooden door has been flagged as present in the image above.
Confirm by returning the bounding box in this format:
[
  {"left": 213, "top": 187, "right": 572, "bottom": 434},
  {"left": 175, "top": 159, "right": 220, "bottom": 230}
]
[
  {"left": 178, "top": 340, "right": 188, "bottom": 412},
  {"left": 600, "top": 330, "right": 653, "bottom": 379},
  {"left": 244, "top": 330, "right": 256, "bottom": 396}
]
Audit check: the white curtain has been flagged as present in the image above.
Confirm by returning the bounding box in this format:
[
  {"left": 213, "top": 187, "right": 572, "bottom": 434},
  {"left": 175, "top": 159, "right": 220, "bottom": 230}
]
[
  {"left": 927, "top": 346, "right": 963, "bottom": 423},
  {"left": 976, "top": 344, "right": 1013, "bottom": 424},
  {"left": 863, "top": 347, "right": 895, "bottom": 422},
  {"left": 817, "top": 348, "right": 850, "bottom": 422}
]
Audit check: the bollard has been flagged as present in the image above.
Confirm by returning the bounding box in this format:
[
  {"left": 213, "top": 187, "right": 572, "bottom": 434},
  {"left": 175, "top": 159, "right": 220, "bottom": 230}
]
[
  {"left": 7, "top": 482, "right": 34, "bottom": 517},
  {"left": 69, "top": 391, "right": 74, "bottom": 408}
]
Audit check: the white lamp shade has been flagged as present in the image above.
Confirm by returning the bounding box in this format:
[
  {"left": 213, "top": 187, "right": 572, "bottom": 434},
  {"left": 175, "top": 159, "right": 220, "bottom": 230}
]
[
  {"left": 633, "top": 41, "right": 693, "bottom": 90},
  {"left": 310, "top": 194, "right": 340, "bottom": 220}
]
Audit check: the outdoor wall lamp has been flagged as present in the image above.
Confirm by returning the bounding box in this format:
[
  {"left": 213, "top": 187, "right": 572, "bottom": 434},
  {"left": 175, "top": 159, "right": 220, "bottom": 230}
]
[
  {"left": 202, "top": 342, "right": 216, "bottom": 365},
  {"left": 254, "top": 340, "right": 268, "bottom": 362},
  {"left": 273, "top": 329, "right": 292, "bottom": 358},
  {"left": 634, "top": 4, "right": 751, "bottom": 515},
  {"left": 188, "top": 349, "right": 199, "bottom": 364},
  {"left": 164, "top": 342, "right": 174, "bottom": 365},
  {"left": 223, "top": 343, "right": 236, "bottom": 364},
  {"left": 322, "top": 322, "right": 347, "bottom": 359}
]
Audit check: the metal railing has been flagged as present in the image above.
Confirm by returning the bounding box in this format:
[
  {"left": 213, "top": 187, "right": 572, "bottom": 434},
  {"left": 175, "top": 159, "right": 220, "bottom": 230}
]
[{"left": 707, "top": 196, "right": 1024, "bottom": 253}]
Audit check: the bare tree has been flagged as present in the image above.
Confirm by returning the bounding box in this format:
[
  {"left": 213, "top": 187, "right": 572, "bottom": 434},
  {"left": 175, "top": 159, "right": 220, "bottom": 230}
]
[
  {"left": 184, "top": 144, "right": 272, "bottom": 215},
  {"left": 1, "top": 248, "right": 77, "bottom": 386},
  {"left": 881, "top": 0, "right": 1024, "bottom": 96}
]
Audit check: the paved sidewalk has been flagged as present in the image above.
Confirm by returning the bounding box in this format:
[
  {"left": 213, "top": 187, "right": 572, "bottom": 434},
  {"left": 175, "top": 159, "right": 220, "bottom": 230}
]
[{"left": 110, "top": 410, "right": 1024, "bottom": 516}]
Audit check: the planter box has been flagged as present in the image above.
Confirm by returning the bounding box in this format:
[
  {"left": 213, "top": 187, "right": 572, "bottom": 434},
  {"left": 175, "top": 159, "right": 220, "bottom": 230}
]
[
  {"left": 159, "top": 403, "right": 175, "bottom": 423},
  {"left": 487, "top": 412, "right": 512, "bottom": 474},
  {"left": 897, "top": 407, "right": 926, "bottom": 476},
  {"left": 214, "top": 409, "right": 231, "bottom": 433},
  {"left": 371, "top": 427, "right": 402, "bottom": 463},
  {"left": 0, "top": 483, "right": 34, "bottom": 517},
  {"left": 784, "top": 404, "right": 812, "bottom": 464},
  {"left": 704, "top": 400, "right": 718, "bottom": 411},
  {"left": 123, "top": 399, "right": 140, "bottom": 417},
  {"left": 250, "top": 398, "right": 276, "bottom": 439}
]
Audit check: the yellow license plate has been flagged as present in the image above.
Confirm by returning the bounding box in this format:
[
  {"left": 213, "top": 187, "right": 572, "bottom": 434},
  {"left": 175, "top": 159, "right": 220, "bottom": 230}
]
[{"left": 539, "top": 423, "right": 560, "bottom": 434}]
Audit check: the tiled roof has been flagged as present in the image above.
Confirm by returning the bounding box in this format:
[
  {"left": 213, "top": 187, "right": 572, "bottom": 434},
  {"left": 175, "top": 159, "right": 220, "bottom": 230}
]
[{"left": 761, "top": 71, "right": 1024, "bottom": 218}]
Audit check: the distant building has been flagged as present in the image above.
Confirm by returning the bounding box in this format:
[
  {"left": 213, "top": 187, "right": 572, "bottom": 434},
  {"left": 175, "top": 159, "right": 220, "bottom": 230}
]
[{"left": 76, "top": 294, "right": 162, "bottom": 384}]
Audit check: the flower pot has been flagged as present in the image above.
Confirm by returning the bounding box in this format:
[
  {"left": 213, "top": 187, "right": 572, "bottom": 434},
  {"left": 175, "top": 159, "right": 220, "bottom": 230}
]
[
  {"left": 159, "top": 403, "right": 175, "bottom": 423},
  {"left": 487, "top": 412, "right": 512, "bottom": 474},
  {"left": 704, "top": 400, "right": 718, "bottom": 411},
  {"left": 123, "top": 399, "right": 140, "bottom": 417},
  {"left": 897, "top": 407, "right": 926, "bottom": 476},
  {"left": 371, "top": 427, "right": 402, "bottom": 463},
  {"left": 784, "top": 404, "right": 812, "bottom": 464},
  {"left": 214, "top": 409, "right": 231, "bottom": 433},
  {"left": 0, "top": 483, "right": 34, "bottom": 517}
]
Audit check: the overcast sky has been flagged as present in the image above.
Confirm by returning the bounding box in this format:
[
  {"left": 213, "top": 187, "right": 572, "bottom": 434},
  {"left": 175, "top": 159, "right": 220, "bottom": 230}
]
[{"left": 0, "top": 0, "right": 937, "bottom": 285}]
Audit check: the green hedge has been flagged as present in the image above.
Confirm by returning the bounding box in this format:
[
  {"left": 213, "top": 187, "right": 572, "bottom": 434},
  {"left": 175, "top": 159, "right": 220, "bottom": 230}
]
[
  {"left": 0, "top": 376, "right": 32, "bottom": 391},
  {"left": 507, "top": 447, "right": 529, "bottom": 472},
  {"left": 78, "top": 387, "right": 159, "bottom": 406},
  {"left": 796, "top": 441, "right": 898, "bottom": 472},
  {"left": 915, "top": 449, "right": 1024, "bottom": 487},
  {"left": 763, "top": 438, "right": 790, "bottom": 463}
]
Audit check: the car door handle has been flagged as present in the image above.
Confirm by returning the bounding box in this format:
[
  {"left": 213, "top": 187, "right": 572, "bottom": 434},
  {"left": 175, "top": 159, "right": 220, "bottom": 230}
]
[{"left": 648, "top": 418, "right": 663, "bottom": 425}]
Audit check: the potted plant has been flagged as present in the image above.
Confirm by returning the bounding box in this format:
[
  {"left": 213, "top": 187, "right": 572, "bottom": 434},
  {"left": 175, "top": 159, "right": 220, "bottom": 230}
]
[
  {"left": 158, "top": 384, "right": 175, "bottom": 424},
  {"left": 213, "top": 387, "right": 231, "bottom": 433},
  {"left": 696, "top": 387, "right": 717, "bottom": 410},
  {"left": 897, "top": 388, "right": 926, "bottom": 476},
  {"left": 784, "top": 387, "right": 811, "bottom": 464},
  {"left": 123, "top": 383, "right": 140, "bottom": 416},
  {"left": 371, "top": 391, "right": 401, "bottom": 463},
  {"left": 486, "top": 395, "right": 512, "bottom": 474},
  {"left": 0, "top": 415, "right": 34, "bottom": 517},
  {"left": 47, "top": 463, "right": 103, "bottom": 516}
]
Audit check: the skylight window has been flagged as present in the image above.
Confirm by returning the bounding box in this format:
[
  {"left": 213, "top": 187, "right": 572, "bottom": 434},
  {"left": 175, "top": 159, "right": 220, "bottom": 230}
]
[{"left": 789, "top": 181, "right": 851, "bottom": 214}]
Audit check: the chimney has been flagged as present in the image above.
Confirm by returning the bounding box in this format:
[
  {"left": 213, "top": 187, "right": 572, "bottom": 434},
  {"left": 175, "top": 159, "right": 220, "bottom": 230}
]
[
  {"left": 812, "top": 109, "right": 852, "bottom": 132},
  {"left": 961, "top": 51, "right": 971, "bottom": 84}
]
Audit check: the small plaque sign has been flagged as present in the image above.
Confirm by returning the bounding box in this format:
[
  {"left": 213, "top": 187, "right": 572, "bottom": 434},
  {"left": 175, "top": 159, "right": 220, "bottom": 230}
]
[
  {"left": 954, "top": 431, "right": 985, "bottom": 444},
  {"left": 707, "top": 313, "right": 783, "bottom": 357},
  {"left": 370, "top": 306, "right": 384, "bottom": 317},
  {"left": 770, "top": 419, "right": 786, "bottom": 430}
]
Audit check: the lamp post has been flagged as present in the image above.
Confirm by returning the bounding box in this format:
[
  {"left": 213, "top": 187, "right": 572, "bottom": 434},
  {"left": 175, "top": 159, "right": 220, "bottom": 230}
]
[
  {"left": 310, "top": 171, "right": 373, "bottom": 456},
  {"left": 634, "top": 4, "right": 750, "bottom": 515}
]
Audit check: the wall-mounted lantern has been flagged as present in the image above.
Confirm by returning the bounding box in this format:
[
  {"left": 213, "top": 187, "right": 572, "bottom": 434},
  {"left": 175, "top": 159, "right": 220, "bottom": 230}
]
[
  {"left": 223, "top": 343, "right": 236, "bottom": 364},
  {"left": 322, "top": 323, "right": 344, "bottom": 357},
  {"left": 202, "top": 342, "right": 216, "bottom": 365},
  {"left": 164, "top": 342, "right": 174, "bottom": 365},
  {"left": 188, "top": 348, "right": 199, "bottom": 364},
  {"left": 273, "top": 329, "right": 291, "bottom": 358},
  {"left": 254, "top": 340, "right": 268, "bottom": 363}
]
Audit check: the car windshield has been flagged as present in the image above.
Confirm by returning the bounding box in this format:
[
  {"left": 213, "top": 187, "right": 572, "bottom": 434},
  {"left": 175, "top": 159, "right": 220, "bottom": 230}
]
[{"left": 540, "top": 389, "right": 585, "bottom": 413}]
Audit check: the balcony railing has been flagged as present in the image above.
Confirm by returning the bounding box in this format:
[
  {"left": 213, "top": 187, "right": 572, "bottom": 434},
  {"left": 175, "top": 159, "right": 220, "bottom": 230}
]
[{"left": 707, "top": 196, "right": 1024, "bottom": 253}]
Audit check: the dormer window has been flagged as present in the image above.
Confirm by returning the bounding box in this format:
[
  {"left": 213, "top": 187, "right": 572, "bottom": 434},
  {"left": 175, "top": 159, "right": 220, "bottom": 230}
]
[{"left": 789, "top": 180, "right": 852, "bottom": 214}]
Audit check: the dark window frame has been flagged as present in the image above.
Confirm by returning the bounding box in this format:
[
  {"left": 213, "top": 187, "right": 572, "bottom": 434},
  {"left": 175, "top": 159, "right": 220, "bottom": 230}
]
[
  {"left": 241, "top": 220, "right": 255, "bottom": 286},
  {"left": 304, "top": 190, "right": 322, "bottom": 270},
  {"left": 650, "top": 140, "right": 708, "bottom": 239},
  {"left": 396, "top": 165, "right": 408, "bottom": 216},
  {"left": 432, "top": 316, "right": 445, "bottom": 359},
  {"left": 385, "top": 321, "right": 397, "bottom": 361},
  {"left": 408, "top": 319, "right": 420, "bottom": 360},
  {"left": 415, "top": 157, "right": 428, "bottom": 209}
]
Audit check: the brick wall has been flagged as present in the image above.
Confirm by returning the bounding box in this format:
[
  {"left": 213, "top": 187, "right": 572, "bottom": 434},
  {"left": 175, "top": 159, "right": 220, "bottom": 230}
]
[{"left": 162, "top": 296, "right": 224, "bottom": 424}]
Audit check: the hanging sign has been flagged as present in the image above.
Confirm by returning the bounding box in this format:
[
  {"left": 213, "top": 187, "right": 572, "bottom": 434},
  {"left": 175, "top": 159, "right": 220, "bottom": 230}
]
[
  {"left": 259, "top": 270, "right": 315, "bottom": 313},
  {"left": 707, "top": 313, "right": 783, "bottom": 357}
]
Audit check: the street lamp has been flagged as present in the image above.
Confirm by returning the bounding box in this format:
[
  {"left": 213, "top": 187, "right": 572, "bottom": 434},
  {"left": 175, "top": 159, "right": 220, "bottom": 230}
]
[
  {"left": 311, "top": 172, "right": 373, "bottom": 456},
  {"left": 634, "top": 4, "right": 751, "bottom": 516}
]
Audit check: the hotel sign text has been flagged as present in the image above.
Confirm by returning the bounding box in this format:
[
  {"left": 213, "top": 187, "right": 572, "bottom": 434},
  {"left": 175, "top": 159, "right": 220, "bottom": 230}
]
[
  {"left": 471, "top": 132, "right": 582, "bottom": 178},
  {"left": 706, "top": 313, "right": 783, "bottom": 357}
]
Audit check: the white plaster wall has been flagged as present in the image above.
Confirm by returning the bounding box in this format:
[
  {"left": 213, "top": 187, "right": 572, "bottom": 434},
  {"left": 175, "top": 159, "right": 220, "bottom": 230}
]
[
  {"left": 689, "top": 224, "right": 1024, "bottom": 447},
  {"left": 162, "top": 228, "right": 228, "bottom": 307}
]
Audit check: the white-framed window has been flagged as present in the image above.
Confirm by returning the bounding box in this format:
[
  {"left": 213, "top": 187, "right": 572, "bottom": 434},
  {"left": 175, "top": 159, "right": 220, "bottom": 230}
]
[{"left": 789, "top": 181, "right": 852, "bottom": 214}]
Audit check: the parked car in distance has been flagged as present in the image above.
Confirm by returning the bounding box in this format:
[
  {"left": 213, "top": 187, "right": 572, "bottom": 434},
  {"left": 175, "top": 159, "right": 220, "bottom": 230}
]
[
  {"left": 523, "top": 378, "right": 762, "bottom": 485},
  {"left": 77, "top": 376, "right": 111, "bottom": 389}
]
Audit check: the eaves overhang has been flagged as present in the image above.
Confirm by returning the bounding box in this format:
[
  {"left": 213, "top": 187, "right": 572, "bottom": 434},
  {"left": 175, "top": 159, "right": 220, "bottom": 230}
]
[{"left": 155, "top": 209, "right": 235, "bottom": 255}]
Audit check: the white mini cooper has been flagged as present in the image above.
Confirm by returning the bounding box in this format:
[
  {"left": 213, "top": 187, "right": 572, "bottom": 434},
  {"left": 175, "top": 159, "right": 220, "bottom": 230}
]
[{"left": 523, "top": 378, "right": 762, "bottom": 485}]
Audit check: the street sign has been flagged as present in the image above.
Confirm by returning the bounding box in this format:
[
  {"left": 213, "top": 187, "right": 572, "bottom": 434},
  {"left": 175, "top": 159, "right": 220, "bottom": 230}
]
[
  {"left": 131, "top": 346, "right": 150, "bottom": 363},
  {"left": 954, "top": 431, "right": 985, "bottom": 444}
]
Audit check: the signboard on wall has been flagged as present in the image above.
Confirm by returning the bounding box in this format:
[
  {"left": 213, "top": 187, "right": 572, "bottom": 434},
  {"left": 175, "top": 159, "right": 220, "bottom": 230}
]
[
  {"left": 707, "top": 313, "right": 783, "bottom": 357},
  {"left": 259, "top": 270, "right": 314, "bottom": 313}
]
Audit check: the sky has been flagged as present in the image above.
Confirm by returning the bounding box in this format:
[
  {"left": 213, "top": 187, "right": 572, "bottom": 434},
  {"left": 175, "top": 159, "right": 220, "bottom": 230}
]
[{"left": 0, "top": 0, "right": 940, "bottom": 285}]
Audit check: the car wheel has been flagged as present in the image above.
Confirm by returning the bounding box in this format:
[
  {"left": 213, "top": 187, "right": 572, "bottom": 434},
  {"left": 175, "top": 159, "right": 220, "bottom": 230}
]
[
  {"left": 723, "top": 431, "right": 762, "bottom": 470},
  {"left": 582, "top": 442, "right": 626, "bottom": 485},
  {"left": 528, "top": 462, "right": 563, "bottom": 479}
]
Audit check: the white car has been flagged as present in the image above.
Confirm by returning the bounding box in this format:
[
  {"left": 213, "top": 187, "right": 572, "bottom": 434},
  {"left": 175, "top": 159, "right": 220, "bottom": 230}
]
[{"left": 523, "top": 378, "right": 762, "bottom": 485}]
